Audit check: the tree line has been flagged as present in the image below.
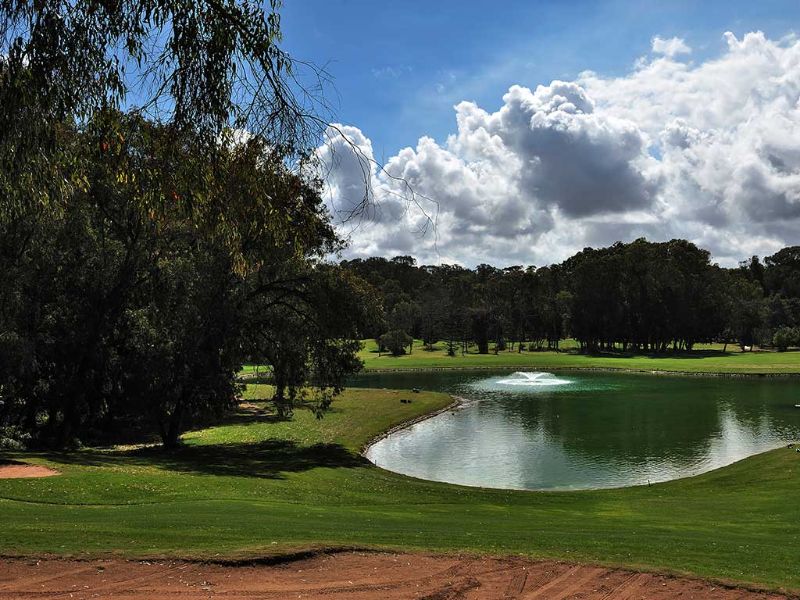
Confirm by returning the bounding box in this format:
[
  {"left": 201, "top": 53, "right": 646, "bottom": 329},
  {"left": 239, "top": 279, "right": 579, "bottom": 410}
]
[{"left": 343, "top": 240, "right": 800, "bottom": 356}]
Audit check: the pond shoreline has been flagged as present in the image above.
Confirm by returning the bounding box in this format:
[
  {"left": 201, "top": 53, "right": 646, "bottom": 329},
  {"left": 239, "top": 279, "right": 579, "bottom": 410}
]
[
  {"left": 360, "top": 395, "right": 466, "bottom": 459},
  {"left": 357, "top": 369, "right": 800, "bottom": 493},
  {"left": 363, "top": 364, "right": 800, "bottom": 378}
]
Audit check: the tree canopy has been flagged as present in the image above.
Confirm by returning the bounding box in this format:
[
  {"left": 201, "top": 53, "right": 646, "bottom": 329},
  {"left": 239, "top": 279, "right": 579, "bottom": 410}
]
[{"left": 0, "top": 1, "right": 374, "bottom": 449}]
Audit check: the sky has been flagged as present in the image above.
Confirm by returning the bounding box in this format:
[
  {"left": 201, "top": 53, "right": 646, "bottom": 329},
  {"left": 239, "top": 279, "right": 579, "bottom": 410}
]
[{"left": 280, "top": 0, "right": 800, "bottom": 268}]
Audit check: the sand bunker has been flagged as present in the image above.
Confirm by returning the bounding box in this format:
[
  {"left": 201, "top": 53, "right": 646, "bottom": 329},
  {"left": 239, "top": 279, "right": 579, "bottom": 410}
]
[
  {"left": 0, "top": 552, "right": 791, "bottom": 599},
  {"left": 0, "top": 461, "right": 59, "bottom": 479}
]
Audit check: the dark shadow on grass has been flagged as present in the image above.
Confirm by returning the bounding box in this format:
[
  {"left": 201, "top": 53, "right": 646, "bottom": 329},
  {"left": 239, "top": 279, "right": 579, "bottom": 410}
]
[
  {"left": 562, "top": 349, "right": 738, "bottom": 360},
  {"left": 214, "top": 413, "right": 288, "bottom": 427},
  {"left": 6, "top": 400, "right": 369, "bottom": 479},
  {"left": 27, "top": 439, "right": 367, "bottom": 479},
  {"left": 131, "top": 440, "right": 367, "bottom": 478},
  {"left": 216, "top": 404, "right": 289, "bottom": 427}
]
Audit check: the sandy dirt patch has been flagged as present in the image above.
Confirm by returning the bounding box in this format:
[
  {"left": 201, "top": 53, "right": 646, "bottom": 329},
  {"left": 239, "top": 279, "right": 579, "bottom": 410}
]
[
  {"left": 0, "top": 462, "right": 59, "bottom": 479},
  {"left": 0, "top": 552, "right": 793, "bottom": 599}
]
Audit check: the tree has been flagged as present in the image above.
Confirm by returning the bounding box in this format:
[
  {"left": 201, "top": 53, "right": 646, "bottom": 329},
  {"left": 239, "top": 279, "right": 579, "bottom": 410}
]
[
  {"left": 418, "top": 286, "right": 447, "bottom": 351},
  {"left": 765, "top": 247, "right": 800, "bottom": 298},
  {"left": 0, "top": 107, "right": 365, "bottom": 448},
  {"left": 379, "top": 330, "right": 413, "bottom": 357},
  {"left": 388, "top": 302, "right": 419, "bottom": 353},
  {"left": 723, "top": 274, "right": 766, "bottom": 351},
  {"left": 0, "top": 1, "right": 389, "bottom": 449},
  {"left": 772, "top": 327, "right": 798, "bottom": 352},
  {"left": 121, "top": 238, "right": 241, "bottom": 448},
  {"left": 245, "top": 265, "right": 379, "bottom": 419},
  {"left": 0, "top": 0, "right": 320, "bottom": 219}
]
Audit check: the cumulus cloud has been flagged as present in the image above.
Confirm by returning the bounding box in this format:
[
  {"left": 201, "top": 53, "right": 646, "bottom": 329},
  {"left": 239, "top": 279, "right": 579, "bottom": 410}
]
[
  {"left": 319, "top": 31, "right": 800, "bottom": 267},
  {"left": 474, "top": 82, "right": 659, "bottom": 217},
  {"left": 651, "top": 36, "right": 692, "bottom": 57}
]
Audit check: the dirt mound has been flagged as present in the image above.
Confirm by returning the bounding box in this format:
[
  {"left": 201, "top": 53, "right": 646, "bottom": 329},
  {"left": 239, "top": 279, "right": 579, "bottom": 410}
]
[
  {"left": 0, "top": 552, "right": 792, "bottom": 599},
  {"left": 0, "top": 461, "right": 59, "bottom": 479}
]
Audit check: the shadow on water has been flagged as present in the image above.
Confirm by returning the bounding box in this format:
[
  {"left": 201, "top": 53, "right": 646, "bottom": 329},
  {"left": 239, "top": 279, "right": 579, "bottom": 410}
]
[{"left": 494, "top": 387, "right": 724, "bottom": 464}]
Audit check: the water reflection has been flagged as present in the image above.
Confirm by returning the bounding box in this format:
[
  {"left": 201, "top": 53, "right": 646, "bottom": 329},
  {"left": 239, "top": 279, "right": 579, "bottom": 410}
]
[{"left": 356, "top": 371, "right": 800, "bottom": 490}]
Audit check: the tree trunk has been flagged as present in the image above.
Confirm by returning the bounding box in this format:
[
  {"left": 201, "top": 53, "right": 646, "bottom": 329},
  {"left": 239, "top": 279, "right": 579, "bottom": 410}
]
[{"left": 161, "top": 401, "right": 184, "bottom": 449}]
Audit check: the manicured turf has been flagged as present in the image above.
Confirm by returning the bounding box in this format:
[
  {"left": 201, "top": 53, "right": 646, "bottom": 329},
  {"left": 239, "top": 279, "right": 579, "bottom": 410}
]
[
  {"left": 2, "top": 385, "right": 800, "bottom": 592},
  {"left": 358, "top": 339, "right": 800, "bottom": 374}
]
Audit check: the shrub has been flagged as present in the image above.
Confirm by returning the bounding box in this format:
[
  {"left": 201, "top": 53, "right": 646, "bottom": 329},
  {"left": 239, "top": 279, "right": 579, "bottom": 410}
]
[
  {"left": 0, "top": 426, "right": 31, "bottom": 450},
  {"left": 772, "top": 326, "right": 799, "bottom": 351},
  {"left": 379, "top": 330, "right": 413, "bottom": 356}
]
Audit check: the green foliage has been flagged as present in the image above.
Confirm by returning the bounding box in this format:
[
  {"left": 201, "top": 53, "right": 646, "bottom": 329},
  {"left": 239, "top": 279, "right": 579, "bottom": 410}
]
[
  {"left": 388, "top": 301, "right": 419, "bottom": 335},
  {"left": 723, "top": 273, "right": 766, "bottom": 350},
  {"left": 344, "top": 242, "right": 800, "bottom": 357},
  {"left": 379, "top": 330, "right": 413, "bottom": 356},
  {"left": 0, "top": 425, "right": 30, "bottom": 450},
  {"left": 0, "top": 0, "right": 315, "bottom": 220},
  {"left": 244, "top": 264, "right": 377, "bottom": 419},
  {"left": 772, "top": 326, "right": 799, "bottom": 352},
  {"left": 562, "top": 239, "right": 727, "bottom": 352},
  {"left": 765, "top": 247, "right": 800, "bottom": 298},
  {"left": 0, "top": 1, "right": 371, "bottom": 448},
  {"left": 0, "top": 110, "right": 367, "bottom": 447}
]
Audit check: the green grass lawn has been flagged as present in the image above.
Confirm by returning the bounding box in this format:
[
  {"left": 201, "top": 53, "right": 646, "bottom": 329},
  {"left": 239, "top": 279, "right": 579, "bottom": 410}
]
[
  {"left": 357, "top": 338, "right": 800, "bottom": 374},
  {"left": 2, "top": 385, "right": 800, "bottom": 592}
]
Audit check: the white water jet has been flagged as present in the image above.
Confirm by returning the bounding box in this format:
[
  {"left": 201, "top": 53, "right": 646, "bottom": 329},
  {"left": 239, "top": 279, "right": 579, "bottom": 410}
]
[{"left": 497, "top": 371, "right": 571, "bottom": 386}]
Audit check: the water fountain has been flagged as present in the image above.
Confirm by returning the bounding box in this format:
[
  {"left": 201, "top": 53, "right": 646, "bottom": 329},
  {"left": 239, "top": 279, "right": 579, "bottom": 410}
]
[{"left": 496, "top": 371, "right": 572, "bottom": 386}]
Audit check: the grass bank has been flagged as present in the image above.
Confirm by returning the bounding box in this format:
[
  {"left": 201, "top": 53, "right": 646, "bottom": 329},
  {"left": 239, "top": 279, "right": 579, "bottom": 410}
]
[
  {"left": 357, "top": 339, "right": 800, "bottom": 375},
  {"left": 2, "top": 386, "right": 800, "bottom": 592}
]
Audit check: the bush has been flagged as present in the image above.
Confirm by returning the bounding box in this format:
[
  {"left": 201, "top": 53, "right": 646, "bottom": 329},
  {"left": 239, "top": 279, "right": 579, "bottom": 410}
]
[
  {"left": 379, "top": 330, "right": 413, "bottom": 356},
  {"left": 0, "top": 426, "right": 31, "bottom": 450},
  {"left": 772, "top": 326, "right": 799, "bottom": 351}
]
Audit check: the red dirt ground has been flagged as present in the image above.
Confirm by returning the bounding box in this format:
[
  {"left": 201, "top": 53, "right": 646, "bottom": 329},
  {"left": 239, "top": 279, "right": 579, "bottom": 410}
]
[
  {"left": 0, "top": 552, "right": 793, "bottom": 599},
  {"left": 0, "top": 462, "right": 59, "bottom": 479}
]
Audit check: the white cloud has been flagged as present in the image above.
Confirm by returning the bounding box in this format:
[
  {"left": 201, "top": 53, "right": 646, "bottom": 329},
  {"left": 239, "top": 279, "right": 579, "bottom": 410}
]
[
  {"left": 372, "top": 65, "right": 412, "bottom": 80},
  {"left": 319, "top": 31, "right": 800, "bottom": 267},
  {"left": 651, "top": 36, "right": 692, "bottom": 57}
]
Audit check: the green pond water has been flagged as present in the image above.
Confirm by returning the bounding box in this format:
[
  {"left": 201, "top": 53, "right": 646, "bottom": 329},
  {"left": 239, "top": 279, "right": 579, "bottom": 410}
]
[{"left": 351, "top": 370, "right": 800, "bottom": 490}]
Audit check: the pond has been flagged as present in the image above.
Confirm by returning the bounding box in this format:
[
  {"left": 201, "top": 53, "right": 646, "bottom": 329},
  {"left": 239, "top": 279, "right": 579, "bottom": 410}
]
[{"left": 351, "top": 370, "right": 800, "bottom": 491}]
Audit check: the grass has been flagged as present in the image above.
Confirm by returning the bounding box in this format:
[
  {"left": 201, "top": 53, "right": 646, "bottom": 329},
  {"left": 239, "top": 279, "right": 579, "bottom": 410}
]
[
  {"left": 2, "top": 385, "right": 800, "bottom": 592},
  {"left": 356, "top": 338, "right": 800, "bottom": 374}
]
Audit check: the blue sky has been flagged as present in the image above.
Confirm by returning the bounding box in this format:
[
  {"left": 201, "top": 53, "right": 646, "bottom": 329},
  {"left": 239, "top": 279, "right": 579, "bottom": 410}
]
[{"left": 281, "top": 0, "right": 800, "bottom": 159}]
